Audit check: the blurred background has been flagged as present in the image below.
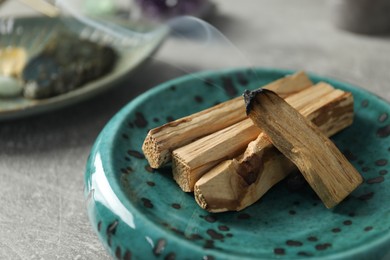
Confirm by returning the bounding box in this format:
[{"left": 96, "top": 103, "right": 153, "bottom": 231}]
[{"left": 0, "top": 0, "right": 389, "bottom": 259}]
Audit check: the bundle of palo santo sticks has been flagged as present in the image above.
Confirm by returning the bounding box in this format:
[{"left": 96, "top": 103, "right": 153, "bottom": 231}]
[{"left": 142, "top": 72, "right": 363, "bottom": 212}]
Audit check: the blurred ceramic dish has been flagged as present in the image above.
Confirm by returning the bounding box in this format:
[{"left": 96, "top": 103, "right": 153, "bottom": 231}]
[
  {"left": 85, "top": 68, "right": 390, "bottom": 259},
  {"left": 328, "top": 0, "right": 390, "bottom": 34},
  {"left": 0, "top": 16, "right": 167, "bottom": 121}
]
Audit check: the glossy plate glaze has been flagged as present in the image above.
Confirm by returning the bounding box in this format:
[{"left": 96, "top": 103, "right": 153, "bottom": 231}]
[
  {"left": 0, "top": 17, "right": 167, "bottom": 121},
  {"left": 85, "top": 68, "right": 390, "bottom": 259}
]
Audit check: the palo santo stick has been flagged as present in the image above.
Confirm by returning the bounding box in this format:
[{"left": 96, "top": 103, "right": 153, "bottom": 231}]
[
  {"left": 195, "top": 136, "right": 293, "bottom": 212},
  {"left": 173, "top": 83, "right": 335, "bottom": 192},
  {"left": 195, "top": 90, "right": 354, "bottom": 212},
  {"left": 142, "top": 71, "right": 312, "bottom": 168},
  {"left": 244, "top": 89, "right": 363, "bottom": 208}
]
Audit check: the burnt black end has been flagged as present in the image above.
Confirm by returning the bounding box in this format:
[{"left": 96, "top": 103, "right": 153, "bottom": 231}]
[{"left": 243, "top": 89, "right": 265, "bottom": 115}]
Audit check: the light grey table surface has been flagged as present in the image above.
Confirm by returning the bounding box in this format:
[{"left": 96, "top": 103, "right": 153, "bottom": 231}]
[{"left": 0, "top": 0, "right": 389, "bottom": 259}]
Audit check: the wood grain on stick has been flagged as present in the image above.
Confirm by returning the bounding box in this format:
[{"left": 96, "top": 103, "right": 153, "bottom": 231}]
[
  {"left": 173, "top": 83, "right": 335, "bottom": 192},
  {"left": 195, "top": 90, "right": 354, "bottom": 212},
  {"left": 245, "top": 89, "right": 362, "bottom": 208},
  {"left": 142, "top": 72, "right": 312, "bottom": 168}
]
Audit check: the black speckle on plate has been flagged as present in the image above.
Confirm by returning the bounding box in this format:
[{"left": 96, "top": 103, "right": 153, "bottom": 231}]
[
  {"left": 153, "top": 239, "right": 167, "bottom": 256},
  {"left": 377, "top": 125, "right": 390, "bottom": 138}
]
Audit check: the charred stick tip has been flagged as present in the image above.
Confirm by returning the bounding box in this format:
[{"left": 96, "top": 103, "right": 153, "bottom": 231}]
[
  {"left": 243, "top": 89, "right": 262, "bottom": 115},
  {"left": 243, "top": 88, "right": 275, "bottom": 115}
]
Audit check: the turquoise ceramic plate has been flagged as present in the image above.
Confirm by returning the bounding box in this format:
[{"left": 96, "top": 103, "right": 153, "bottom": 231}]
[
  {"left": 85, "top": 68, "right": 390, "bottom": 259},
  {"left": 0, "top": 17, "right": 167, "bottom": 121}
]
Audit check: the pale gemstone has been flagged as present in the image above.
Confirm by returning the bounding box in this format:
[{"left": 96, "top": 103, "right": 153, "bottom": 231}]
[{"left": 0, "top": 76, "right": 23, "bottom": 97}]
